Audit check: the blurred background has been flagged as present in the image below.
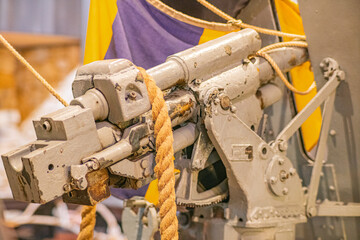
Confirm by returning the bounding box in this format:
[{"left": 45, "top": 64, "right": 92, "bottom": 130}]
[{"left": 0, "top": 1, "right": 125, "bottom": 239}]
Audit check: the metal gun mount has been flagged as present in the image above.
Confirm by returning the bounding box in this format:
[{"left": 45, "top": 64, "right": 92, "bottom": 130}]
[{"left": 2, "top": 28, "right": 359, "bottom": 239}]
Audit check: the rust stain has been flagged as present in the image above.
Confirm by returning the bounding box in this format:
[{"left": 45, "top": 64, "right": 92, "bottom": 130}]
[
  {"left": 224, "top": 45, "right": 232, "bottom": 56},
  {"left": 255, "top": 90, "right": 265, "bottom": 109},
  {"left": 169, "top": 100, "right": 194, "bottom": 120},
  {"left": 86, "top": 168, "right": 110, "bottom": 203},
  {"left": 288, "top": 55, "right": 297, "bottom": 66}
]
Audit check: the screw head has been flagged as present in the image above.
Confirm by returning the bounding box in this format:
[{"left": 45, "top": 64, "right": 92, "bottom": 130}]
[
  {"left": 270, "top": 176, "right": 277, "bottom": 184},
  {"left": 289, "top": 168, "right": 296, "bottom": 176},
  {"left": 308, "top": 207, "right": 317, "bottom": 217},
  {"left": 282, "top": 187, "right": 289, "bottom": 195},
  {"left": 194, "top": 79, "right": 202, "bottom": 85},
  {"left": 220, "top": 95, "right": 231, "bottom": 110},
  {"left": 128, "top": 91, "right": 137, "bottom": 100},
  {"left": 42, "top": 121, "right": 52, "bottom": 132},
  {"left": 278, "top": 140, "right": 288, "bottom": 152},
  {"left": 63, "top": 184, "right": 71, "bottom": 192}
]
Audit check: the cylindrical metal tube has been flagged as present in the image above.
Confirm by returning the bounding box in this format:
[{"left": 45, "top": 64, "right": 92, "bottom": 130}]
[
  {"left": 165, "top": 90, "right": 197, "bottom": 127},
  {"left": 148, "top": 29, "right": 261, "bottom": 90},
  {"left": 84, "top": 123, "right": 198, "bottom": 170},
  {"left": 256, "top": 83, "right": 283, "bottom": 109},
  {"left": 70, "top": 88, "right": 109, "bottom": 121},
  {"left": 96, "top": 122, "right": 122, "bottom": 149},
  {"left": 259, "top": 47, "right": 308, "bottom": 84},
  {"left": 199, "top": 58, "right": 260, "bottom": 102},
  {"left": 173, "top": 123, "right": 198, "bottom": 153}
]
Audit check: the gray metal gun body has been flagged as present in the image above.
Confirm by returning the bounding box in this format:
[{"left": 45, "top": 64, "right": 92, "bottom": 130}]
[{"left": 2, "top": 28, "right": 310, "bottom": 237}]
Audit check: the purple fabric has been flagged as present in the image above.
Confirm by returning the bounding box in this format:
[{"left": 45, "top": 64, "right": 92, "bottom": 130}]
[
  {"left": 109, "top": 0, "right": 203, "bottom": 199},
  {"left": 104, "top": 0, "right": 204, "bottom": 69}
]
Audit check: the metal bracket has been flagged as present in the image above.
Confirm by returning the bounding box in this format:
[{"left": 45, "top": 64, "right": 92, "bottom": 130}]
[{"left": 122, "top": 197, "right": 159, "bottom": 240}]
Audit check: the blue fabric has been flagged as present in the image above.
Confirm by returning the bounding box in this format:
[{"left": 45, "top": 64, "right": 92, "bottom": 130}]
[
  {"left": 108, "top": 0, "right": 204, "bottom": 199},
  {"left": 104, "top": 0, "right": 203, "bottom": 69}
]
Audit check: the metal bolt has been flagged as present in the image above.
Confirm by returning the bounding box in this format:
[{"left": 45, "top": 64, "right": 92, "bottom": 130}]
[
  {"left": 278, "top": 140, "right": 288, "bottom": 152},
  {"left": 220, "top": 95, "right": 231, "bottom": 110},
  {"left": 282, "top": 187, "right": 289, "bottom": 195},
  {"left": 128, "top": 91, "right": 137, "bottom": 100},
  {"left": 136, "top": 180, "right": 142, "bottom": 188},
  {"left": 194, "top": 79, "right": 202, "bottom": 85},
  {"left": 329, "top": 129, "right": 336, "bottom": 136},
  {"left": 63, "top": 184, "right": 71, "bottom": 192},
  {"left": 289, "top": 168, "right": 296, "bottom": 176},
  {"left": 307, "top": 207, "right": 317, "bottom": 217},
  {"left": 280, "top": 171, "right": 289, "bottom": 182},
  {"left": 42, "top": 121, "right": 52, "bottom": 132},
  {"left": 270, "top": 176, "right": 277, "bottom": 184},
  {"left": 230, "top": 105, "right": 237, "bottom": 113},
  {"left": 336, "top": 70, "right": 345, "bottom": 81},
  {"left": 278, "top": 158, "right": 285, "bottom": 165}
]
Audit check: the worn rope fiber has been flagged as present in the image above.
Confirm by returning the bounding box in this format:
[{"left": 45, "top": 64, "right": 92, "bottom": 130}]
[
  {"left": 137, "top": 67, "right": 178, "bottom": 240},
  {"left": 255, "top": 41, "right": 315, "bottom": 95},
  {"left": 0, "top": 34, "right": 97, "bottom": 240},
  {"left": 77, "top": 205, "right": 97, "bottom": 240},
  {"left": 0, "top": 34, "right": 68, "bottom": 107},
  {"left": 196, "top": 0, "right": 306, "bottom": 40}
]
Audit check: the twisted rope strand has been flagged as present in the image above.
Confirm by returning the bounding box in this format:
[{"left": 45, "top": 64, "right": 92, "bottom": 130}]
[
  {"left": 256, "top": 51, "right": 315, "bottom": 95},
  {"left": 196, "top": 0, "right": 306, "bottom": 40},
  {"left": 77, "top": 205, "right": 97, "bottom": 240},
  {"left": 0, "top": 34, "right": 68, "bottom": 107},
  {"left": 137, "top": 67, "right": 178, "bottom": 240}
]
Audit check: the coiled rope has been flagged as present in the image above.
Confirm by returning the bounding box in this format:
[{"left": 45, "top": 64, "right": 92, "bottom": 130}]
[{"left": 137, "top": 67, "right": 178, "bottom": 240}]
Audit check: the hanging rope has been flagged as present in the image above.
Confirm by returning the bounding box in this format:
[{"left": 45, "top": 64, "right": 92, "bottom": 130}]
[
  {"left": 196, "top": 0, "right": 306, "bottom": 40},
  {"left": 77, "top": 206, "right": 97, "bottom": 240},
  {"left": 137, "top": 67, "right": 178, "bottom": 240},
  {"left": 0, "top": 33, "right": 97, "bottom": 240},
  {"left": 0, "top": 34, "right": 68, "bottom": 107},
  {"left": 255, "top": 41, "right": 315, "bottom": 95}
]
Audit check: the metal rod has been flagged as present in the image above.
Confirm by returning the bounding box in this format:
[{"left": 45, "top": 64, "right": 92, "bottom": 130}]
[
  {"left": 306, "top": 92, "right": 336, "bottom": 217},
  {"left": 275, "top": 75, "right": 340, "bottom": 143}
]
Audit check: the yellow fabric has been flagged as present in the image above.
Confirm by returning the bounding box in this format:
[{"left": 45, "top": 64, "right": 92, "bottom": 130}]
[
  {"left": 83, "top": 0, "right": 118, "bottom": 64},
  {"left": 198, "top": 28, "right": 237, "bottom": 45},
  {"left": 145, "top": 29, "right": 238, "bottom": 205},
  {"left": 275, "top": 0, "right": 322, "bottom": 151}
]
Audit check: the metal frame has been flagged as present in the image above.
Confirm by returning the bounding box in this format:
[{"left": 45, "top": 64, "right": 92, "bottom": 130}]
[{"left": 274, "top": 58, "right": 360, "bottom": 218}]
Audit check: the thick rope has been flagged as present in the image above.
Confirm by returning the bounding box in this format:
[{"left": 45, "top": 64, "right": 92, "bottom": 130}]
[
  {"left": 0, "top": 34, "right": 68, "bottom": 107},
  {"left": 77, "top": 205, "right": 97, "bottom": 240},
  {"left": 196, "top": 0, "right": 306, "bottom": 40},
  {"left": 256, "top": 41, "right": 315, "bottom": 95},
  {"left": 137, "top": 67, "right": 178, "bottom": 240}
]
